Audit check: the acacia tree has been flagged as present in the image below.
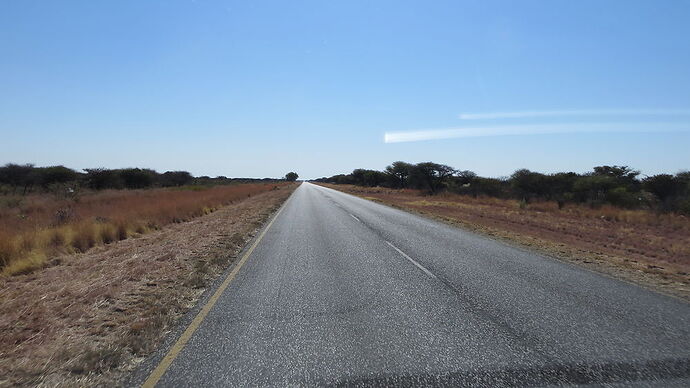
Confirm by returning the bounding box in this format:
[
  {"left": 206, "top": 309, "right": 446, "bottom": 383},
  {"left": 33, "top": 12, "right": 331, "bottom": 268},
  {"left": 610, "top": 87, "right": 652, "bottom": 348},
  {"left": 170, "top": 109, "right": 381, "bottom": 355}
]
[
  {"left": 285, "top": 172, "right": 299, "bottom": 181},
  {"left": 36, "top": 166, "right": 79, "bottom": 189},
  {"left": 0, "top": 163, "right": 35, "bottom": 193},
  {"left": 384, "top": 161, "right": 413, "bottom": 188},
  {"left": 510, "top": 169, "right": 549, "bottom": 204},
  {"left": 409, "top": 162, "right": 456, "bottom": 194}
]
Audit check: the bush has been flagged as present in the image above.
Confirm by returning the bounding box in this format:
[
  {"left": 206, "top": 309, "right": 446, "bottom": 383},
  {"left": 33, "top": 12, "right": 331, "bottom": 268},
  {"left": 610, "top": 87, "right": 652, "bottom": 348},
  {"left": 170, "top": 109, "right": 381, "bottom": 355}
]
[
  {"left": 84, "top": 168, "right": 123, "bottom": 190},
  {"left": 605, "top": 187, "right": 640, "bottom": 209},
  {"left": 408, "top": 162, "right": 456, "bottom": 194},
  {"left": 119, "top": 168, "right": 157, "bottom": 189},
  {"left": 0, "top": 163, "right": 36, "bottom": 193},
  {"left": 36, "top": 166, "right": 79, "bottom": 189},
  {"left": 160, "top": 171, "right": 193, "bottom": 187}
]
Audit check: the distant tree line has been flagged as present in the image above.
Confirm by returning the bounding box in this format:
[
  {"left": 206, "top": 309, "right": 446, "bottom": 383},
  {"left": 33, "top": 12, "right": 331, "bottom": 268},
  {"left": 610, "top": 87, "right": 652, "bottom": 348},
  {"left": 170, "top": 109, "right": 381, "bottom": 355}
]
[
  {"left": 0, "top": 163, "right": 288, "bottom": 194},
  {"left": 313, "top": 161, "right": 690, "bottom": 214}
]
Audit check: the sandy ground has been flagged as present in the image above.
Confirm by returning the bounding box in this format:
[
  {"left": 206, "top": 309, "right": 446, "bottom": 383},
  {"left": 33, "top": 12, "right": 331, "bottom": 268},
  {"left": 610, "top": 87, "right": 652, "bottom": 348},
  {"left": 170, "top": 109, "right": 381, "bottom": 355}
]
[
  {"left": 0, "top": 183, "right": 296, "bottom": 387},
  {"left": 319, "top": 184, "right": 690, "bottom": 302}
]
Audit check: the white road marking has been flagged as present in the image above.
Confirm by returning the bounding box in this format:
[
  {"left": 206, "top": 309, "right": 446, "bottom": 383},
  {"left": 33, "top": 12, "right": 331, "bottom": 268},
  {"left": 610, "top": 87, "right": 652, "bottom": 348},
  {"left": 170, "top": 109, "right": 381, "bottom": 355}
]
[
  {"left": 350, "top": 214, "right": 361, "bottom": 222},
  {"left": 385, "top": 241, "right": 437, "bottom": 279}
]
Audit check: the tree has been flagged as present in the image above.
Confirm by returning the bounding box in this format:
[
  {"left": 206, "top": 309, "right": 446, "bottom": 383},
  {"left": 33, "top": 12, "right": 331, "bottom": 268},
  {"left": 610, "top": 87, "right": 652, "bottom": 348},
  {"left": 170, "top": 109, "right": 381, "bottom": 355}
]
[
  {"left": 0, "top": 163, "right": 35, "bottom": 193},
  {"left": 455, "top": 170, "right": 477, "bottom": 185},
  {"left": 85, "top": 168, "right": 123, "bottom": 190},
  {"left": 35, "top": 166, "right": 79, "bottom": 189},
  {"left": 510, "top": 169, "right": 549, "bottom": 203},
  {"left": 474, "top": 177, "right": 509, "bottom": 198},
  {"left": 384, "top": 161, "right": 413, "bottom": 188},
  {"left": 285, "top": 172, "right": 299, "bottom": 181},
  {"left": 592, "top": 165, "right": 639, "bottom": 181},
  {"left": 161, "top": 171, "right": 193, "bottom": 187},
  {"left": 573, "top": 175, "right": 619, "bottom": 205},
  {"left": 547, "top": 172, "right": 579, "bottom": 208},
  {"left": 592, "top": 165, "right": 640, "bottom": 190},
  {"left": 119, "top": 168, "right": 158, "bottom": 189},
  {"left": 331, "top": 174, "right": 353, "bottom": 184},
  {"left": 409, "top": 162, "right": 456, "bottom": 194},
  {"left": 448, "top": 170, "right": 478, "bottom": 196},
  {"left": 643, "top": 174, "right": 683, "bottom": 211}
]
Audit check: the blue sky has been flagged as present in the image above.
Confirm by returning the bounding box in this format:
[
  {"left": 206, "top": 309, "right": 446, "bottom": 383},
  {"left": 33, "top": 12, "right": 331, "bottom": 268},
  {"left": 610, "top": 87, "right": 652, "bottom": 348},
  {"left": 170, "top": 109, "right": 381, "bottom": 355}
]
[{"left": 1, "top": 0, "right": 689, "bottom": 179}]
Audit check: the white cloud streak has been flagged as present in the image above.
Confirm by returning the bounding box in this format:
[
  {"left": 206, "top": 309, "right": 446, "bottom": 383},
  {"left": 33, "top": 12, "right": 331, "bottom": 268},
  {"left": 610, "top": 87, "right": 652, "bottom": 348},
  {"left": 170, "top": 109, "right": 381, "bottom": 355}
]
[
  {"left": 384, "top": 122, "right": 690, "bottom": 143},
  {"left": 459, "top": 109, "right": 690, "bottom": 120}
]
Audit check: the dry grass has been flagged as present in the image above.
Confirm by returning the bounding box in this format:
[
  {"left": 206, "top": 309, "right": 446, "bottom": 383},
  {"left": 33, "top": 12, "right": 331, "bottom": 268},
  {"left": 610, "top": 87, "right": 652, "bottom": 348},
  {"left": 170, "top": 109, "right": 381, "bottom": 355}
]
[
  {"left": 0, "top": 183, "right": 297, "bottom": 387},
  {"left": 0, "top": 183, "right": 289, "bottom": 276},
  {"left": 320, "top": 184, "right": 690, "bottom": 299}
]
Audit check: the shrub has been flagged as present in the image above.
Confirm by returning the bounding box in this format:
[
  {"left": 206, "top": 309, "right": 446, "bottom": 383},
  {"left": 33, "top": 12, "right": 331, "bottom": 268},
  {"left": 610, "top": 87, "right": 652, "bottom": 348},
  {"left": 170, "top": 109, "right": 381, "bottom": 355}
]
[
  {"left": 0, "top": 163, "right": 35, "bottom": 193},
  {"left": 606, "top": 187, "right": 640, "bottom": 209},
  {"left": 35, "top": 166, "right": 79, "bottom": 189},
  {"left": 118, "top": 168, "right": 157, "bottom": 189},
  {"left": 679, "top": 198, "right": 690, "bottom": 216},
  {"left": 84, "top": 168, "right": 123, "bottom": 190},
  {"left": 160, "top": 171, "right": 193, "bottom": 187},
  {"left": 2, "top": 251, "right": 47, "bottom": 276}
]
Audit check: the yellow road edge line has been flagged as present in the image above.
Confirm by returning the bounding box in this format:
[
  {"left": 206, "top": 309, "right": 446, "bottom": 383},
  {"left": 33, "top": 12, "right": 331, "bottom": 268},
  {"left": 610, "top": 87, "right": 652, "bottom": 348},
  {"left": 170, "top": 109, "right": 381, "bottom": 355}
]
[{"left": 141, "top": 196, "right": 291, "bottom": 388}]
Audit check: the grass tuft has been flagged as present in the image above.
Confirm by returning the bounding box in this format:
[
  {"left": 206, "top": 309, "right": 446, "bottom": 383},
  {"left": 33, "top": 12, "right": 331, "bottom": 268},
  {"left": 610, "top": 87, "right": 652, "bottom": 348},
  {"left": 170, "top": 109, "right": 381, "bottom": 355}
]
[
  {"left": 0, "top": 233, "right": 19, "bottom": 268},
  {"left": 2, "top": 251, "right": 47, "bottom": 276},
  {"left": 115, "top": 222, "right": 128, "bottom": 240},
  {"left": 99, "top": 225, "right": 117, "bottom": 244},
  {"left": 71, "top": 223, "right": 96, "bottom": 253},
  {"left": 49, "top": 229, "right": 66, "bottom": 248}
]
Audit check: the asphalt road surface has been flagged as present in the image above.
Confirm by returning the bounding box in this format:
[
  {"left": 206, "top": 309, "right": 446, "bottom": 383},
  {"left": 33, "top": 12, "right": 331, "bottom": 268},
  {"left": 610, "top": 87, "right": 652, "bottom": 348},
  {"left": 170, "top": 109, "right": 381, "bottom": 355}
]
[{"left": 147, "top": 182, "right": 690, "bottom": 387}]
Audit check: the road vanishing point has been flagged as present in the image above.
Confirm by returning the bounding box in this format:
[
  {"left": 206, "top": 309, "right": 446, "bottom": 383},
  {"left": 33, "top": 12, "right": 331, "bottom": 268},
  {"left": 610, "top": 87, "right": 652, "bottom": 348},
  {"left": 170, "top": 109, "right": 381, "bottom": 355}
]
[{"left": 137, "top": 182, "right": 690, "bottom": 387}]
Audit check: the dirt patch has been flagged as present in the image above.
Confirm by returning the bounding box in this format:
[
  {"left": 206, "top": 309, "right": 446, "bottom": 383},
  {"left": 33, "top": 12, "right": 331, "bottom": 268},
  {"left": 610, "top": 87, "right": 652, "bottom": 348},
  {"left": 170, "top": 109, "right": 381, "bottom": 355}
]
[
  {"left": 318, "top": 184, "right": 690, "bottom": 301},
  {"left": 0, "top": 183, "right": 297, "bottom": 387}
]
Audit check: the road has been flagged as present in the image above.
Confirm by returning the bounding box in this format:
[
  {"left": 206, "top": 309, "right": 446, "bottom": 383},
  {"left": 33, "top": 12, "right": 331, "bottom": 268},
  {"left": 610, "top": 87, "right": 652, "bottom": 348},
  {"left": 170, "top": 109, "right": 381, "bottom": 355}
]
[{"left": 145, "top": 182, "right": 690, "bottom": 387}]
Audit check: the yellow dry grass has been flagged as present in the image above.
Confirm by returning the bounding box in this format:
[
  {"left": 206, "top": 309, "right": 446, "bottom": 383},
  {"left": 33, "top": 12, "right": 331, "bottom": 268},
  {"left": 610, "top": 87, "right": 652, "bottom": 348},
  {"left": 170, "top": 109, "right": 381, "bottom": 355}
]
[{"left": 0, "top": 183, "right": 289, "bottom": 276}]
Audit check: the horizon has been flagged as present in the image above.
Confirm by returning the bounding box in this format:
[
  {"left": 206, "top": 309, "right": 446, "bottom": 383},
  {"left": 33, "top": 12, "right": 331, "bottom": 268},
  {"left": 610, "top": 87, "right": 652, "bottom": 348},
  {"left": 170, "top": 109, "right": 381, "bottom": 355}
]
[
  {"left": 2, "top": 160, "right": 686, "bottom": 182},
  {"left": 2, "top": 1, "right": 690, "bottom": 179}
]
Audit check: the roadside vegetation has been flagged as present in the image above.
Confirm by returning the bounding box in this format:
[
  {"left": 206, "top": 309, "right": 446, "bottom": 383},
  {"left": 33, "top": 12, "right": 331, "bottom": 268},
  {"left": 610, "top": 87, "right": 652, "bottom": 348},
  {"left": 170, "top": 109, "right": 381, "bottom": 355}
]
[
  {"left": 314, "top": 161, "right": 690, "bottom": 215},
  {"left": 0, "top": 163, "right": 292, "bottom": 276},
  {"left": 0, "top": 163, "right": 282, "bottom": 194}
]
